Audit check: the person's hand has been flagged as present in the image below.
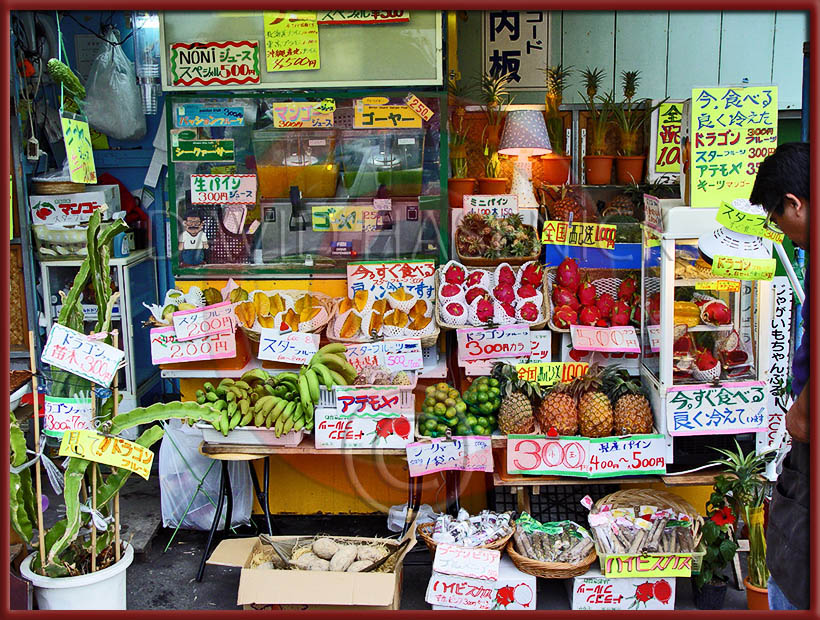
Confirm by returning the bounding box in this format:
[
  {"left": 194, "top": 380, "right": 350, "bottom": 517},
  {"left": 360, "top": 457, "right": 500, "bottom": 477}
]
[{"left": 786, "top": 389, "right": 809, "bottom": 443}]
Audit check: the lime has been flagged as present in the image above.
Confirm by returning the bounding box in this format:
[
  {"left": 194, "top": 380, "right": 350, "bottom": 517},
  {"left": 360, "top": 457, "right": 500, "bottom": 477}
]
[
  {"left": 455, "top": 401, "right": 467, "bottom": 414},
  {"left": 477, "top": 391, "right": 489, "bottom": 404},
  {"left": 456, "top": 423, "right": 471, "bottom": 435},
  {"left": 446, "top": 416, "right": 458, "bottom": 427},
  {"left": 479, "top": 426, "right": 491, "bottom": 436},
  {"left": 466, "top": 415, "right": 478, "bottom": 427},
  {"left": 436, "top": 382, "right": 450, "bottom": 392},
  {"left": 487, "top": 415, "right": 497, "bottom": 427},
  {"left": 426, "top": 384, "right": 437, "bottom": 394},
  {"left": 475, "top": 376, "right": 489, "bottom": 385},
  {"left": 444, "top": 398, "right": 456, "bottom": 408},
  {"left": 489, "top": 386, "right": 500, "bottom": 397},
  {"left": 424, "top": 396, "right": 436, "bottom": 407},
  {"left": 478, "top": 416, "right": 490, "bottom": 428},
  {"left": 445, "top": 407, "right": 457, "bottom": 419},
  {"left": 434, "top": 402, "right": 446, "bottom": 415},
  {"left": 478, "top": 402, "right": 493, "bottom": 415},
  {"left": 436, "top": 391, "right": 449, "bottom": 402},
  {"left": 424, "top": 419, "right": 437, "bottom": 431},
  {"left": 463, "top": 390, "right": 475, "bottom": 404},
  {"left": 488, "top": 378, "right": 499, "bottom": 387},
  {"left": 436, "top": 423, "right": 448, "bottom": 434},
  {"left": 472, "top": 424, "right": 487, "bottom": 435},
  {"left": 476, "top": 382, "right": 488, "bottom": 392}
]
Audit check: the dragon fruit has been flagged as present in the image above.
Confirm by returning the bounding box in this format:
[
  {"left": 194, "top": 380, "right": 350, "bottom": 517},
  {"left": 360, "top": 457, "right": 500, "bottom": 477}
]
[
  {"left": 517, "top": 284, "right": 538, "bottom": 299},
  {"left": 466, "top": 270, "right": 485, "bottom": 288},
  {"left": 578, "top": 279, "right": 597, "bottom": 306},
  {"left": 500, "top": 302, "right": 516, "bottom": 318},
  {"left": 476, "top": 298, "right": 494, "bottom": 322},
  {"left": 521, "top": 262, "right": 544, "bottom": 287},
  {"left": 647, "top": 293, "right": 661, "bottom": 324},
  {"left": 579, "top": 305, "right": 601, "bottom": 326},
  {"left": 701, "top": 300, "right": 732, "bottom": 325},
  {"left": 618, "top": 276, "right": 638, "bottom": 300},
  {"left": 556, "top": 257, "right": 580, "bottom": 292},
  {"left": 695, "top": 348, "right": 719, "bottom": 371},
  {"left": 553, "top": 305, "right": 578, "bottom": 329},
  {"left": 440, "top": 283, "right": 462, "bottom": 298},
  {"left": 596, "top": 292, "right": 615, "bottom": 316},
  {"left": 518, "top": 301, "right": 540, "bottom": 322},
  {"left": 444, "top": 263, "right": 466, "bottom": 285},
  {"left": 446, "top": 302, "right": 465, "bottom": 317},
  {"left": 492, "top": 284, "right": 515, "bottom": 304},
  {"left": 496, "top": 264, "right": 516, "bottom": 287},
  {"left": 610, "top": 300, "right": 631, "bottom": 326},
  {"left": 466, "top": 286, "right": 489, "bottom": 305},
  {"left": 552, "top": 285, "right": 580, "bottom": 310}
]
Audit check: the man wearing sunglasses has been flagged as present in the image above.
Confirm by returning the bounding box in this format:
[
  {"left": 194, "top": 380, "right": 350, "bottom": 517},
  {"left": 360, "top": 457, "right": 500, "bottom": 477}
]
[{"left": 748, "top": 141, "right": 809, "bottom": 610}]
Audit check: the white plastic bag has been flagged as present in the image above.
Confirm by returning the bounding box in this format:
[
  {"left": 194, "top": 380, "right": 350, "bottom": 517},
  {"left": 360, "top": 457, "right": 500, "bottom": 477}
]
[
  {"left": 84, "top": 28, "right": 146, "bottom": 141},
  {"left": 159, "top": 419, "right": 251, "bottom": 530},
  {"left": 387, "top": 503, "right": 437, "bottom": 532}
]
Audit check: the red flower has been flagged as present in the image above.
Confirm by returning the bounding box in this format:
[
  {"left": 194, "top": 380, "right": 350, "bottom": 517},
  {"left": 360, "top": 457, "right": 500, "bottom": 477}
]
[
  {"left": 635, "top": 582, "right": 655, "bottom": 603},
  {"left": 711, "top": 506, "right": 735, "bottom": 527}
]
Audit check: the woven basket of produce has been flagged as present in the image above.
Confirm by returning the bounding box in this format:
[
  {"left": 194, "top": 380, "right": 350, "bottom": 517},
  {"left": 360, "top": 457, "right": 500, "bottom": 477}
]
[
  {"left": 417, "top": 519, "right": 515, "bottom": 558},
  {"left": 454, "top": 211, "right": 541, "bottom": 267},
  {"left": 506, "top": 540, "right": 597, "bottom": 579},
  {"left": 505, "top": 513, "right": 597, "bottom": 578},
  {"left": 326, "top": 295, "right": 440, "bottom": 349}
]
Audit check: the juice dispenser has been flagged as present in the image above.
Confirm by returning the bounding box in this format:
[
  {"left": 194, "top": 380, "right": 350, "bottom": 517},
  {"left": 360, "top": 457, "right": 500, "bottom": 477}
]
[
  {"left": 340, "top": 129, "right": 425, "bottom": 198},
  {"left": 252, "top": 129, "right": 339, "bottom": 199}
]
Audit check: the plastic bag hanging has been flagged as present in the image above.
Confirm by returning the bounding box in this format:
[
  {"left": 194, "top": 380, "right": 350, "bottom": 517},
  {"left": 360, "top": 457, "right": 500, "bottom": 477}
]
[{"left": 84, "top": 27, "right": 147, "bottom": 141}]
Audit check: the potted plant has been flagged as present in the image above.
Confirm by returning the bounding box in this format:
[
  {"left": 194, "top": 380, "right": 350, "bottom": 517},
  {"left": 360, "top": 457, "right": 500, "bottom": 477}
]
[
  {"left": 13, "top": 210, "right": 218, "bottom": 609},
  {"left": 478, "top": 69, "right": 515, "bottom": 149},
  {"left": 448, "top": 75, "right": 476, "bottom": 207},
  {"left": 609, "top": 70, "right": 663, "bottom": 184},
  {"left": 478, "top": 142, "right": 507, "bottom": 194},
  {"left": 541, "top": 64, "right": 573, "bottom": 184},
  {"left": 579, "top": 67, "right": 615, "bottom": 185},
  {"left": 711, "top": 441, "right": 775, "bottom": 610},
  {"left": 692, "top": 475, "right": 739, "bottom": 609}
]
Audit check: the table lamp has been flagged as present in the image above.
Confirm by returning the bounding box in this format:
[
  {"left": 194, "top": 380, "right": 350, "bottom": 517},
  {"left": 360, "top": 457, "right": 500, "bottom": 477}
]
[{"left": 498, "top": 109, "right": 552, "bottom": 208}]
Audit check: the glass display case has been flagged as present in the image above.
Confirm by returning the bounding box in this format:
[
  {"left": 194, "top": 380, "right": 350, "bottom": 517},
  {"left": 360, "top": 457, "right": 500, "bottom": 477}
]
[{"left": 166, "top": 91, "right": 447, "bottom": 277}]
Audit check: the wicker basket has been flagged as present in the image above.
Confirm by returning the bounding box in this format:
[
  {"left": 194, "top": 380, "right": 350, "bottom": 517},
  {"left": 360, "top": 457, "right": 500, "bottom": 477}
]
[
  {"left": 417, "top": 521, "right": 515, "bottom": 558},
  {"left": 455, "top": 227, "right": 541, "bottom": 267},
  {"left": 505, "top": 539, "right": 597, "bottom": 579},
  {"left": 435, "top": 269, "right": 548, "bottom": 331},
  {"left": 239, "top": 290, "right": 335, "bottom": 344},
  {"left": 325, "top": 298, "right": 440, "bottom": 348},
  {"left": 31, "top": 180, "right": 86, "bottom": 195}
]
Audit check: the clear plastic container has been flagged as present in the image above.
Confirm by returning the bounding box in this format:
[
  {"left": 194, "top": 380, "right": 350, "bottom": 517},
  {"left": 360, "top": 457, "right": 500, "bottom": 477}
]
[
  {"left": 340, "top": 129, "right": 425, "bottom": 197},
  {"left": 252, "top": 129, "right": 338, "bottom": 199}
]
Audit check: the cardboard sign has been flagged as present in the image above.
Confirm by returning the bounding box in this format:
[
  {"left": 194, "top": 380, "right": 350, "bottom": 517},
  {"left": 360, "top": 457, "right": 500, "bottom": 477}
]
[
  {"left": 602, "top": 554, "right": 692, "bottom": 578},
  {"left": 30, "top": 188, "right": 112, "bottom": 225},
  {"left": 263, "top": 11, "right": 320, "bottom": 72},
  {"left": 433, "top": 544, "right": 500, "bottom": 581},
  {"left": 666, "top": 381, "right": 767, "bottom": 435},
  {"left": 715, "top": 201, "right": 784, "bottom": 243},
  {"left": 482, "top": 10, "right": 547, "bottom": 91},
  {"left": 347, "top": 260, "right": 436, "bottom": 303},
  {"left": 354, "top": 101, "right": 422, "bottom": 129},
  {"left": 59, "top": 430, "right": 154, "bottom": 479},
  {"left": 316, "top": 385, "right": 413, "bottom": 448},
  {"left": 270, "top": 102, "right": 334, "bottom": 129},
  {"left": 690, "top": 85, "right": 778, "bottom": 208},
  {"left": 571, "top": 568, "right": 677, "bottom": 610},
  {"left": 150, "top": 326, "right": 236, "bottom": 364},
  {"left": 175, "top": 103, "right": 245, "bottom": 127},
  {"left": 169, "top": 41, "right": 260, "bottom": 86},
  {"left": 191, "top": 174, "right": 256, "bottom": 205},
  {"left": 571, "top": 326, "right": 640, "bottom": 353},
  {"left": 643, "top": 194, "right": 663, "bottom": 233},
  {"left": 61, "top": 115, "right": 97, "bottom": 184},
  {"left": 541, "top": 221, "right": 617, "bottom": 250},
  {"left": 43, "top": 396, "right": 93, "bottom": 439},
  {"left": 462, "top": 194, "right": 518, "bottom": 217},
  {"left": 711, "top": 255, "right": 776, "bottom": 281},
  {"left": 515, "top": 362, "right": 589, "bottom": 386},
  {"left": 654, "top": 102, "right": 683, "bottom": 173},
  {"left": 345, "top": 338, "right": 423, "bottom": 373},
  {"left": 42, "top": 324, "right": 124, "bottom": 387},
  {"left": 426, "top": 556, "right": 536, "bottom": 610},
  {"left": 406, "top": 436, "right": 493, "bottom": 477},
  {"left": 403, "top": 93, "right": 434, "bottom": 122},
  {"left": 457, "top": 325, "right": 531, "bottom": 364},
  {"left": 317, "top": 10, "right": 409, "bottom": 24},
  {"left": 172, "top": 301, "right": 234, "bottom": 341},
  {"left": 256, "top": 329, "right": 320, "bottom": 365}
]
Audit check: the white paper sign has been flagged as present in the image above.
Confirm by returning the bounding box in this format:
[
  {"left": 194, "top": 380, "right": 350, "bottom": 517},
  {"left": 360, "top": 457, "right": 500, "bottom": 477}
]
[
  {"left": 647, "top": 325, "right": 661, "bottom": 353},
  {"left": 42, "top": 324, "right": 125, "bottom": 387},
  {"left": 464, "top": 330, "right": 550, "bottom": 375},
  {"left": 433, "top": 544, "right": 500, "bottom": 581},
  {"left": 344, "top": 338, "right": 423, "bottom": 374},
  {"left": 482, "top": 10, "right": 548, "bottom": 91},
  {"left": 257, "top": 329, "right": 320, "bottom": 365},
  {"left": 315, "top": 387, "right": 414, "bottom": 449},
  {"left": 406, "top": 436, "right": 494, "bottom": 477},
  {"left": 571, "top": 569, "right": 677, "bottom": 610},
  {"left": 171, "top": 301, "right": 235, "bottom": 342},
  {"left": 643, "top": 193, "right": 663, "bottom": 233},
  {"left": 462, "top": 194, "right": 518, "bottom": 217},
  {"left": 666, "top": 382, "right": 767, "bottom": 436},
  {"left": 571, "top": 325, "right": 640, "bottom": 353},
  {"left": 150, "top": 326, "right": 236, "bottom": 364},
  {"left": 43, "top": 396, "right": 93, "bottom": 438},
  {"left": 190, "top": 173, "right": 256, "bottom": 205},
  {"left": 457, "top": 324, "right": 531, "bottom": 364}
]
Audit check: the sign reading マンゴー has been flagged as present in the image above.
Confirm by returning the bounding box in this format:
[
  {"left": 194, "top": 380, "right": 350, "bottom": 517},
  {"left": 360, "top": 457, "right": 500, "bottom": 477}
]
[{"left": 169, "top": 41, "right": 260, "bottom": 87}]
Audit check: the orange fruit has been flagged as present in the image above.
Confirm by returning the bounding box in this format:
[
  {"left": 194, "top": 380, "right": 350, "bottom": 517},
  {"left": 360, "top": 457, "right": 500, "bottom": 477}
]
[
  {"left": 409, "top": 299, "right": 428, "bottom": 320},
  {"left": 372, "top": 298, "right": 388, "bottom": 315},
  {"left": 340, "top": 313, "right": 362, "bottom": 338},
  {"left": 353, "top": 290, "right": 369, "bottom": 312},
  {"left": 368, "top": 312, "right": 383, "bottom": 336},
  {"left": 338, "top": 297, "right": 354, "bottom": 314},
  {"left": 390, "top": 287, "right": 413, "bottom": 301},
  {"left": 299, "top": 307, "right": 321, "bottom": 323},
  {"left": 384, "top": 310, "right": 409, "bottom": 328}
]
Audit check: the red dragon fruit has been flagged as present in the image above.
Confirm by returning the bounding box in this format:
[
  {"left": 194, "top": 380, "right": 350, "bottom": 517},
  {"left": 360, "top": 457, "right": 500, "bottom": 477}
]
[
  {"left": 518, "top": 301, "right": 540, "bottom": 322},
  {"left": 552, "top": 285, "right": 580, "bottom": 310},
  {"left": 476, "top": 298, "right": 494, "bottom": 322},
  {"left": 517, "top": 284, "right": 538, "bottom": 299},
  {"left": 496, "top": 264, "right": 516, "bottom": 287},
  {"left": 521, "top": 262, "right": 544, "bottom": 287},
  {"left": 595, "top": 292, "right": 615, "bottom": 316},
  {"left": 492, "top": 284, "right": 516, "bottom": 304},
  {"left": 695, "top": 348, "right": 719, "bottom": 371},
  {"left": 673, "top": 333, "right": 693, "bottom": 355},
  {"left": 552, "top": 305, "right": 578, "bottom": 329},
  {"left": 446, "top": 302, "right": 465, "bottom": 317},
  {"left": 440, "top": 283, "right": 462, "bottom": 298},
  {"left": 701, "top": 300, "right": 732, "bottom": 325},
  {"left": 618, "top": 276, "right": 638, "bottom": 301},
  {"left": 647, "top": 292, "right": 661, "bottom": 324},
  {"left": 579, "top": 305, "right": 601, "bottom": 326},
  {"left": 500, "top": 302, "right": 516, "bottom": 318},
  {"left": 610, "top": 300, "right": 631, "bottom": 326},
  {"left": 444, "top": 263, "right": 466, "bottom": 285},
  {"left": 466, "top": 270, "right": 485, "bottom": 288},
  {"left": 578, "top": 279, "right": 597, "bottom": 306},
  {"left": 556, "top": 257, "right": 580, "bottom": 292},
  {"left": 596, "top": 318, "right": 609, "bottom": 327},
  {"left": 466, "top": 286, "right": 489, "bottom": 305},
  {"left": 568, "top": 348, "right": 586, "bottom": 361}
]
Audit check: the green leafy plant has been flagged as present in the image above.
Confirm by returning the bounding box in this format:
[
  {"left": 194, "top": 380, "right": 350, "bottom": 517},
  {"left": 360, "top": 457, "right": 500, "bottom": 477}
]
[
  {"left": 578, "top": 67, "right": 613, "bottom": 156},
  {"left": 609, "top": 70, "right": 665, "bottom": 156},
  {"left": 447, "top": 76, "right": 474, "bottom": 179},
  {"left": 477, "top": 69, "right": 515, "bottom": 127},
  {"left": 483, "top": 142, "right": 502, "bottom": 178},
  {"left": 693, "top": 475, "right": 738, "bottom": 590},
  {"left": 542, "top": 64, "right": 573, "bottom": 155}
]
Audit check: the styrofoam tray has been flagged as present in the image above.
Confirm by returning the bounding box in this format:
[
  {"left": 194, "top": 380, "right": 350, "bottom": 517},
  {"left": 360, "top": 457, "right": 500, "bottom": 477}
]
[
  {"left": 10, "top": 383, "right": 31, "bottom": 411},
  {"left": 195, "top": 422, "right": 304, "bottom": 446}
]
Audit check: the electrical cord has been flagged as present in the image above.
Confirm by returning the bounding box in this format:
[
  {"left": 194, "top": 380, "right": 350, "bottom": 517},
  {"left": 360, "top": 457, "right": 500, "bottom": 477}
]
[{"left": 62, "top": 12, "right": 135, "bottom": 47}]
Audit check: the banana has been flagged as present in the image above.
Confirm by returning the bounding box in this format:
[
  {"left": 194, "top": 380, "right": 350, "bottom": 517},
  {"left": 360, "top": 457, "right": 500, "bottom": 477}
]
[
  {"left": 328, "top": 369, "right": 347, "bottom": 386},
  {"left": 215, "top": 400, "right": 228, "bottom": 412},
  {"left": 318, "top": 353, "right": 357, "bottom": 382},
  {"left": 229, "top": 410, "right": 241, "bottom": 429},
  {"left": 264, "top": 384, "right": 276, "bottom": 396},
  {"left": 233, "top": 380, "right": 251, "bottom": 391},
  {"left": 216, "top": 386, "right": 228, "bottom": 398},
  {"left": 304, "top": 368, "right": 320, "bottom": 403},
  {"left": 227, "top": 401, "right": 238, "bottom": 416},
  {"left": 239, "top": 399, "right": 249, "bottom": 415},
  {"left": 205, "top": 391, "right": 219, "bottom": 403},
  {"left": 311, "top": 362, "right": 335, "bottom": 389},
  {"left": 225, "top": 391, "right": 236, "bottom": 403},
  {"left": 314, "top": 342, "right": 347, "bottom": 357},
  {"left": 268, "top": 399, "right": 288, "bottom": 424},
  {"left": 256, "top": 396, "right": 277, "bottom": 417},
  {"left": 196, "top": 394, "right": 206, "bottom": 405},
  {"left": 276, "top": 371, "right": 300, "bottom": 384},
  {"left": 250, "top": 392, "right": 260, "bottom": 404},
  {"left": 282, "top": 414, "right": 296, "bottom": 434},
  {"left": 211, "top": 417, "right": 220, "bottom": 430},
  {"left": 239, "top": 410, "right": 253, "bottom": 426},
  {"left": 203, "top": 382, "right": 216, "bottom": 393},
  {"left": 229, "top": 386, "right": 245, "bottom": 399},
  {"left": 291, "top": 416, "right": 305, "bottom": 432},
  {"left": 240, "top": 368, "right": 269, "bottom": 384},
  {"left": 219, "top": 377, "right": 235, "bottom": 387},
  {"left": 253, "top": 410, "right": 266, "bottom": 427},
  {"left": 219, "top": 411, "right": 230, "bottom": 436},
  {"left": 298, "top": 375, "right": 313, "bottom": 413}
]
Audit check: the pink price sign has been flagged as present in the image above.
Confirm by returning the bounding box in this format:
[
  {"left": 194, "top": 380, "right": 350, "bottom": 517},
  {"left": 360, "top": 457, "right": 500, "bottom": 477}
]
[
  {"left": 456, "top": 324, "right": 531, "bottom": 363},
  {"left": 150, "top": 326, "right": 236, "bottom": 364},
  {"left": 171, "top": 301, "right": 235, "bottom": 342},
  {"left": 405, "top": 436, "right": 493, "bottom": 477},
  {"left": 571, "top": 325, "right": 640, "bottom": 353}
]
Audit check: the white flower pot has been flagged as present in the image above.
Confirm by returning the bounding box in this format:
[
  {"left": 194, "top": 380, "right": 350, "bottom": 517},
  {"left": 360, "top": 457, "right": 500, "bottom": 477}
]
[{"left": 20, "top": 542, "right": 133, "bottom": 610}]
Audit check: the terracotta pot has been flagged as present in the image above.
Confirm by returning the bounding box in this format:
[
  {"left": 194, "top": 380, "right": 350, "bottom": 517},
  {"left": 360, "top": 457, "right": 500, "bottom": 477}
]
[
  {"left": 744, "top": 577, "right": 769, "bottom": 610},
  {"left": 583, "top": 155, "right": 615, "bottom": 185},
  {"left": 477, "top": 177, "right": 507, "bottom": 194},
  {"left": 615, "top": 155, "right": 646, "bottom": 184},
  {"left": 448, "top": 177, "right": 476, "bottom": 208},
  {"left": 541, "top": 155, "right": 572, "bottom": 185}
]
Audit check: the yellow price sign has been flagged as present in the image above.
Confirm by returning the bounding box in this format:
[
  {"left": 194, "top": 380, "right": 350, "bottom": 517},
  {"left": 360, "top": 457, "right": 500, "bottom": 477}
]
[
  {"left": 263, "top": 11, "right": 320, "bottom": 72},
  {"left": 354, "top": 102, "right": 422, "bottom": 129},
  {"left": 695, "top": 279, "right": 741, "bottom": 292},
  {"left": 716, "top": 202, "right": 784, "bottom": 243},
  {"left": 541, "top": 221, "right": 617, "bottom": 250},
  {"left": 59, "top": 430, "right": 154, "bottom": 480},
  {"left": 403, "top": 93, "right": 434, "bottom": 122},
  {"left": 515, "top": 362, "right": 588, "bottom": 386},
  {"left": 711, "top": 255, "right": 776, "bottom": 281},
  {"left": 603, "top": 553, "right": 693, "bottom": 578},
  {"left": 61, "top": 115, "right": 97, "bottom": 184}
]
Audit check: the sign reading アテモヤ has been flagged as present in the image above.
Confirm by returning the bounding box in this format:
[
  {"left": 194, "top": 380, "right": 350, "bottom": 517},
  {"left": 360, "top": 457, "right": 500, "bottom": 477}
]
[
  {"left": 169, "top": 41, "right": 260, "bottom": 87},
  {"left": 263, "top": 11, "right": 320, "bottom": 72},
  {"left": 665, "top": 382, "right": 767, "bottom": 435},
  {"left": 689, "top": 86, "right": 778, "bottom": 207}
]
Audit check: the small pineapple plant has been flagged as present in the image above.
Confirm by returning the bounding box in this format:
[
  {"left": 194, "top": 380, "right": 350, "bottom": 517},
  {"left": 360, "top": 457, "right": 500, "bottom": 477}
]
[
  {"left": 579, "top": 67, "right": 613, "bottom": 157},
  {"left": 610, "top": 69, "right": 665, "bottom": 158},
  {"left": 492, "top": 362, "right": 541, "bottom": 435},
  {"left": 455, "top": 212, "right": 540, "bottom": 260},
  {"left": 543, "top": 64, "right": 573, "bottom": 155},
  {"left": 536, "top": 381, "right": 578, "bottom": 436},
  {"left": 605, "top": 368, "right": 654, "bottom": 435}
]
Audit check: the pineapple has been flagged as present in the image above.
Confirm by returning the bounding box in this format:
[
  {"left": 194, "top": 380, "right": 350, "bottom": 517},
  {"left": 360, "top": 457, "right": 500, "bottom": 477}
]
[
  {"left": 606, "top": 369, "right": 654, "bottom": 435},
  {"left": 574, "top": 366, "right": 617, "bottom": 438},
  {"left": 536, "top": 382, "right": 578, "bottom": 436},
  {"left": 621, "top": 70, "right": 641, "bottom": 102},
  {"left": 493, "top": 363, "right": 541, "bottom": 435},
  {"left": 548, "top": 185, "right": 586, "bottom": 222},
  {"left": 582, "top": 67, "right": 605, "bottom": 100}
]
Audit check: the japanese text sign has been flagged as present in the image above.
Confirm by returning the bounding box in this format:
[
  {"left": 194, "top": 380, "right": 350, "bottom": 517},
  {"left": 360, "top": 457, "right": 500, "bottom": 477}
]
[
  {"left": 150, "top": 326, "right": 236, "bottom": 365},
  {"left": 61, "top": 115, "right": 97, "bottom": 184},
  {"left": 571, "top": 573, "right": 677, "bottom": 610},
  {"left": 515, "top": 362, "right": 589, "bottom": 386},
  {"left": 571, "top": 326, "right": 640, "bottom": 353},
  {"left": 406, "top": 436, "right": 494, "bottom": 478},
  {"left": 175, "top": 103, "right": 244, "bottom": 127},
  {"left": 345, "top": 338, "right": 423, "bottom": 373},
  {"left": 695, "top": 279, "right": 741, "bottom": 292},
  {"left": 347, "top": 260, "right": 436, "bottom": 303},
  {"left": 42, "top": 324, "right": 124, "bottom": 387},
  {"left": 271, "top": 102, "right": 333, "bottom": 128},
  {"left": 335, "top": 385, "right": 408, "bottom": 416},
  {"left": 172, "top": 301, "right": 235, "bottom": 341},
  {"left": 317, "top": 10, "right": 409, "bottom": 24},
  {"left": 59, "top": 430, "right": 154, "bottom": 479},
  {"left": 30, "top": 190, "right": 108, "bottom": 225},
  {"left": 666, "top": 381, "right": 767, "bottom": 436},
  {"left": 643, "top": 194, "right": 663, "bottom": 233},
  {"left": 690, "top": 85, "right": 778, "bottom": 207},
  {"left": 256, "top": 329, "right": 320, "bottom": 365},
  {"left": 404, "top": 93, "right": 434, "bottom": 122},
  {"left": 316, "top": 386, "right": 413, "bottom": 449},
  {"left": 715, "top": 201, "right": 784, "bottom": 243},
  {"left": 711, "top": 255, "right": 776, "bottom": 281},
  {"left": 312, "top": 205, "right": 364, "bottom": 232},
  {"left": 457, "top": 324, "right": 531, "bottom": 364},
  {"left": 426, "top": 569, "right": 536, "bottom": 610},
  {"left": 506, "top": 434, "right": 666, "bottom": 478},
  {"left": 542, "top": 221, "right": 617, "bottom": 250},
  {"left": 462, "top": 194, "right": 518, "bottom": 217},
  {"left": 483, "top": 11, "right": 547, "bottom": 89},
  {"left": 43, "top": 396, "right": 93, "bottom": 439},
  {"left": 170, "top": 41, "right": 260, "bottom": 87},
  {"left": 263, "top": 11, "right": 320, "bottom": 72},
  {"left": 463, "top": 330, "right": 551, "bottom": 376},
  {"left": 191, "top": 174, "right": 256, "bottom": 205},
  {"left": 171, "top": 130, "right": 235, "bottom": 162},
  {"left": 647, "top": 325, "right": 661, "bottom": 353},
  {"left": 354, "top": 101, "right": 422, "bottom": 129},
  {"left": 432, "top": 544, "right": 500, "bottom": 581},
  {"left": 760, "top": 277, "right": 794, "bottom": 455},
  {"left": 602, "top": 554, "right": 692, "bottom": 578},
  {"left": 654, "top": 102, "right": 683, "bottom": 173}
]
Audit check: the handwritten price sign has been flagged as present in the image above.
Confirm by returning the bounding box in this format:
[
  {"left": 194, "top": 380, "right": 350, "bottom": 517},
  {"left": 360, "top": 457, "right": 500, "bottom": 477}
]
[
  {"left": 571, "top": 326, "right": 640, "bottom": 353},
  {"left": 406, "top": 436, "right": 493, "bottom": 477},
  {"left": 432, "top": 543, "right": 500, "bottom": 581},
  {"left": 515, "top": 362, "right": 588, "bottom": 386},
  {"left": 169, "top": 41, "right": 260, "bottom": 87},
  {"left": 695, "top": 279, "right": 741, "bottom": 292},
  {"left": 346, "top": 338, "right": 423, "bottom": 373},
  {"left": 43, "top": 396, "right": 93, "bottom": 439},
  {"left": 150, "top": 326, "right": 236, "bottom": 364},
  {"left": 462, "top": 194, "right": 518, "bottom": 217},
  {"left": 716, "top": 201, "right": 784, "bottom": 243},
  {"left": 190, "top": 174, "right": 256, "bottom": 205},
  {"left": 711, "top": 255, "right": 776, "bottom": 281},
  {"left": 256, "top": 329, "right": 319, "bottom": 365},
  {"left": 271, "top": 102, "right": 333, "bottom": 128},
  {"left": 316, "top": 386, "right": 413, "bottom": 449},
  {"left": 59, "top": 430, "right": 154, "bottom": 479},
  {"left": 507, "top": 436, "right": 588, "bottom": 477},
  {"left": 586, "top": 435, "right": 666, "bottom": 477},
  {"left": 541, "top": 221, "right": 617, "bottom": 250},
  {"left": 643, "top": 193, "right": 663, "bottom": 233},
  {"left": 172, "top": 301, "right": 234, "bottom": 342},
  {"left": 457, "top": 324, "right": 531, "bottom": 364},
  {"left": 403, "top": 93, "right": 434, "bottom": 122},
  {"left": 647, "top": 325, "right": 661, "bottom": 353},
  {"left": 42, "top": 324, "right": 125, "bottom": 387}
]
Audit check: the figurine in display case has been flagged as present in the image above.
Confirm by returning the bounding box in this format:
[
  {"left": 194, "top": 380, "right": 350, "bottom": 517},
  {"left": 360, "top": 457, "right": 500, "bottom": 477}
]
[{"left": 179, "top": 209, "right": 209, "bottom": 267}]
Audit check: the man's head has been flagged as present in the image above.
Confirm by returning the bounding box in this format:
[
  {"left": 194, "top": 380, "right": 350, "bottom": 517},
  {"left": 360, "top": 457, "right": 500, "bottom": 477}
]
[
  {"left": 749, "top": 142, "right": 810, "bottom": 250},
  {"left": 183, "top": 210, "right": 203, "bottom": 235}
]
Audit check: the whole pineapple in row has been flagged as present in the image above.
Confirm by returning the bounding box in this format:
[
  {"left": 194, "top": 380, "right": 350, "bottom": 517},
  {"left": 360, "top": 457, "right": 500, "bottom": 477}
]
[
  {"left": 537, "top": 382, "right": 578, "bottom": 436},
  {"left": 575, "top": 366, "right": 618, "bottom": 438},
  {"left": 493, "top": 363, "right": 542, "bottom": 435},
  {"left": 607, "top": 370, "right": 654, "bottom": 435}
]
